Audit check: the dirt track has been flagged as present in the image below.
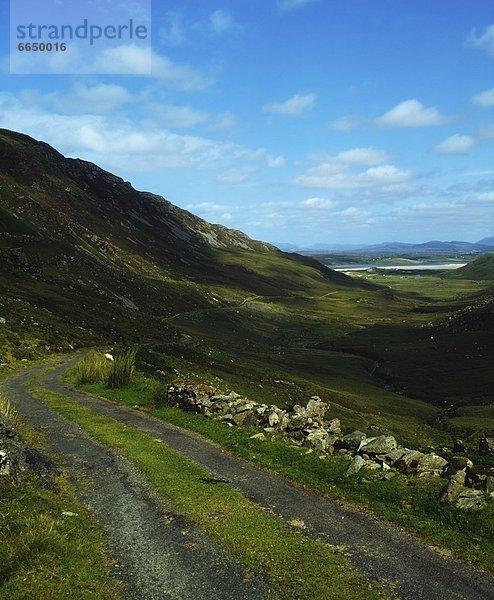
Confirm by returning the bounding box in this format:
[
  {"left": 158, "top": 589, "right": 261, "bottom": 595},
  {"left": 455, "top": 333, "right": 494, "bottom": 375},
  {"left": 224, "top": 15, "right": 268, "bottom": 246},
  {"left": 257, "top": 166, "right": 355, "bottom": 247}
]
[{"left": 3, "top": 358, "right": 494, "bottom": 600}]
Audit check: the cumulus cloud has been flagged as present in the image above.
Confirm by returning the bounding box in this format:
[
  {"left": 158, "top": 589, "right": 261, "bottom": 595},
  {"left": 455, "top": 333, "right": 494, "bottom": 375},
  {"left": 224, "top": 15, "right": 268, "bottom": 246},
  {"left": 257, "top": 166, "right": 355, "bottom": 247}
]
[
  {"left": 209, "top": 10, "right": 242, "bottom": 34},
  {"left": 58, "top": 83, "right": 133, "bottom": 113},
  {"left": 334, "top": 147, "right": 391, "bottom": 165},
  {"left": 467, "top": 23, "right": 494, "bottom": 56},
  {"left": 329, "top": 115, "right": 364, "bottom": 132},
  {"left": 263, "top": 93, "right": 316, "bottom": 116},
  {"left": 472, "top": 87, "right": 494, "bottom": 108},
  {"left": 0, "top": 91, "right": 267, "bottom": 174},
  {"left": 376, "top": 99, "right": 449, "bottom": 127},
  {"left": 292, "top": 148, "right": 410, "bottom": 190},
  {"left": 434, "top": 134, "right": 475, "bottom": 154},
  {"left": 147, "top": 103, "right": 209, "bottom": 129},
  {"left": 94, "top": 46, "right": 212, "bottom": 90},
  {"left": 294, "top": 163, "right": 411, "bottom": 190}
]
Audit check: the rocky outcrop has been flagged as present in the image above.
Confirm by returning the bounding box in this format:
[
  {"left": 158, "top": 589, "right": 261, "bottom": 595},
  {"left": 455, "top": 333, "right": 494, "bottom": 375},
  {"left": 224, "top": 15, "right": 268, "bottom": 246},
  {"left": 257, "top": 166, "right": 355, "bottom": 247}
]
[
  {"left": 165, "top": 381, "right": 493, "bottom": 509},
  {"left": 479, "top": 433, "right": 494, "bottom": 457},
  {"left": 0, "top": 414, "right": 29, "bottom": 483}
]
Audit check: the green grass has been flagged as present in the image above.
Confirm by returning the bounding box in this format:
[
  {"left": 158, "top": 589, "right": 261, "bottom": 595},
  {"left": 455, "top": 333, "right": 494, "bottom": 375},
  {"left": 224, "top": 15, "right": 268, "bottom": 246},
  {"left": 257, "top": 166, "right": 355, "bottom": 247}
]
[
  {"left": 72, "top": 350, "right": 111, "bottom": 385},
  {"left": 0, "top": 477, "right": 123, "bottom": 600},
  {"left": 108, "top": 348, "right": 136, "bottom": 389},
  {"left": 30, "top": 376, "right": 385, "bottom": 600},
  {"left": 70, "top": 373, "right": 494, "bottom": 573},
  {"left": 0, "top": 387, "right": 122, "bottom": 600}
]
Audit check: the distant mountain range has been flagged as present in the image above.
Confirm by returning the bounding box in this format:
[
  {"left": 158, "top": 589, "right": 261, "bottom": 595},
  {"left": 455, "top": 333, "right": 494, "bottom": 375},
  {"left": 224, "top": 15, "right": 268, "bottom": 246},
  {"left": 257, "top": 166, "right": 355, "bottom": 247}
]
[{"left": 273, "top": 239, "right": 494, "bottom": 255}]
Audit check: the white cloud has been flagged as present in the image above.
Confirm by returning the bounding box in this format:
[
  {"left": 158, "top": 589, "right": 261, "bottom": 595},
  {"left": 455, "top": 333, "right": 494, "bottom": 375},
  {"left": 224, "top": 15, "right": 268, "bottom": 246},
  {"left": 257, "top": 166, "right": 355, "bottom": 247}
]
[
  {"left": 291, "top": 147, "right": 409, "bottom": 190},
  {"left": 467, "top": 23, "right": 494, "bottom": 56},
  {"left": 474, "top": 191, "right": 494, "bottom": 202},
  {"left": 434, "top": 134, "right": 475, "bottom": 154},
  {"left": 0, "top": 92, "right": 267, "bottom": 174},
  {"left": 216, "top": 168, "right": 254, "bottom": 184},
  {"left": 278, "top": 0, "right": 317, "bottom": 11},
  {"left": 472, "top": 87, "right": 494, "bottom": 107},
  {"left": 294, "top": 162, "right": 411, "bottom": 190},
  {"left": 263, "top": 93, "right": 316, "bottom": 116},
  {"left": 376, "top": 99, "right": 449, "bottom": 127},
  {"left": 160, "top": 12, "right": 186, "bottom": 46},
  {"left": 148, "top": 103, "right": 208, "bottom": 129},
  {"left": 334, "top": 147, "right": 391, "bottom": 165},
  {"left": 329, "top": 115, "right": 364, "bottom": 132},
  {"left": 93, "top": 44, "right": 152, "bottom": 74},
  {"left": 210, "top": 10, "right": 242, "bottom": 34},
  {"left": 266, "top": 155, "right": 286, "bottom": 168},
  {"left": 94, "top": 46, "right": 212, "bottom": 90},
  {"left": 59, "top": 83, "right": 133, "bottom": 113},
  {"left": 302, "top": 197, "right": 337, "bottom": 209}
]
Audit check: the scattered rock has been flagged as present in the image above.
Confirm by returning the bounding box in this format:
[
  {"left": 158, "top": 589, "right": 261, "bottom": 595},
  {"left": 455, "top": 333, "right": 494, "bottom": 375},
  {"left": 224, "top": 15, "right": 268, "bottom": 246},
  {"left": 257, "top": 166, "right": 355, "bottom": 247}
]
[
  {"left": 395, "top": 450, "right": 425, "bottom": 474},
  {"left": 305, "top": 396, "right": 328, "bottom": 423},
  {"left": 416, "top": 454, "right": 448, "bottom": 477},
  {"left": 381, "top": 448, "right": 408, "bottom": 467},
  {"left": 0, "top": 415, "right": 29, "bottom": 483},
  {"left": 358, "top": 435, "right": 397, "bottom": 456},
  {"left": 335, "top": 430, "right": 367, "bottom": 452},
  {"left": 453, "top": 439, "right": 466, "bottom": 453},
  {"left": 346, "top": 455, "right": 366, "bottom": 477},
  {"left": 455, "top": 489, "right": 487, "bottom": 511},
  {"left": 439, "top": 469, "right": 467, "bottom": 503},
  {"left": 478, "top": 433, "right": 494, "bottom": 457}
]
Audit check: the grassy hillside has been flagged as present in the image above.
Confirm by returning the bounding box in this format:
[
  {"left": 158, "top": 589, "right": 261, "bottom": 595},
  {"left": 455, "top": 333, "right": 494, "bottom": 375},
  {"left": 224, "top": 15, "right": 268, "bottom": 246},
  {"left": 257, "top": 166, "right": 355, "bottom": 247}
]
[
  {"left": 446, "top": 253, "right": 494, "bottom": 280},
  {"left": 1, "top": 128, "right": 493, "bottom": 449},
  {"left": 0, "top": 128, "right": 360, "bottom": 361}
]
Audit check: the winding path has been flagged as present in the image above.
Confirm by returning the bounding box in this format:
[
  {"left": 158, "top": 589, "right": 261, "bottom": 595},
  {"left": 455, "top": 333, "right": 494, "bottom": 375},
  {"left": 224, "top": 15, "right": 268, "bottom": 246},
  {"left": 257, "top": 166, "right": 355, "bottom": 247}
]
[{"left": 3, "top": 359, "right": 494, "bottom": 600}]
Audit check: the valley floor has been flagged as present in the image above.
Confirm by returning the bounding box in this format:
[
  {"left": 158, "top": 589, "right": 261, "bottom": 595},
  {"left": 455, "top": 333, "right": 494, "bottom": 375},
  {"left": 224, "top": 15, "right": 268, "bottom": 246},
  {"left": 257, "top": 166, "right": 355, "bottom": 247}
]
[{"left": 2, "top": 358, "right": 493, "bottom": 600}]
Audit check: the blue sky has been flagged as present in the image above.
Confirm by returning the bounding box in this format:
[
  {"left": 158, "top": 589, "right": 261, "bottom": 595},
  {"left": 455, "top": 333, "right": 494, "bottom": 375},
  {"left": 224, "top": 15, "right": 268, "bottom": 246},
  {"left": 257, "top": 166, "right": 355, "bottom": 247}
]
[{"left": 1, "top": 0, "right": 493, "bottom": 246}]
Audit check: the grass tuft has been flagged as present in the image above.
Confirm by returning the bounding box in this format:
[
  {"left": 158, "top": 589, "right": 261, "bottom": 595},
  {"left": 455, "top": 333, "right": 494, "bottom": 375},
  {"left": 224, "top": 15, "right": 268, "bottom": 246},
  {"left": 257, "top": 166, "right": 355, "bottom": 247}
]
[
  {"left": 0, "top": 393, "right": 19, "bottom": 427},
  {"left": 107, "top": 348, "right": 136, "bottom": 389},
  {"left": 72, "top": 350, "right": 110, "bottom": 385}
]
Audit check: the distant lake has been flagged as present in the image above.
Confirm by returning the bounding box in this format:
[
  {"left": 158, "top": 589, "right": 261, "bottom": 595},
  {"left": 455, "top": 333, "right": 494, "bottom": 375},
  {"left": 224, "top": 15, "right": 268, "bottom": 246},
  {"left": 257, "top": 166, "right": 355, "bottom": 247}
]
[{"left": 330, "top": 262, "right": 468, "bottom": 272}]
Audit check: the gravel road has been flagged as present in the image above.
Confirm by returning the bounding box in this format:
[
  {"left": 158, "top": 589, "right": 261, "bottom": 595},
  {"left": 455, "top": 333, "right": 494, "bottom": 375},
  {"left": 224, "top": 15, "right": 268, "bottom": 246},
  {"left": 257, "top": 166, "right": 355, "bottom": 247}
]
[{"left": 3, "top": 358, "right": 494, "bottom": 600}]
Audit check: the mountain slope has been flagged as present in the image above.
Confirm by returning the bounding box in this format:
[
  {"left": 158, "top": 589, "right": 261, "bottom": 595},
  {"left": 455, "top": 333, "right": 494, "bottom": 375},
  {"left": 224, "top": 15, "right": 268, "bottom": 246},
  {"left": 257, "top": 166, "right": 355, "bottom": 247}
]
[
  {"left": 446, "top": 253, "right": 494, "bottom": 280},
  {"left": 0, "top": 128, "right": 366, "bottom": 361}
]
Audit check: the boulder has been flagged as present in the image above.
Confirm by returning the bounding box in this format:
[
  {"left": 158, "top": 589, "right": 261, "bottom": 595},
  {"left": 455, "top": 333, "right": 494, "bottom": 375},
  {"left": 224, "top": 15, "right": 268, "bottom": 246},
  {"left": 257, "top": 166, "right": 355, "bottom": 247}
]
[
  {"left": 455, "top": 489, "right": 487, "bottom": 511},
  {"left": 439, "top": 469, "right": 467, "bottom": 503},
  {"left": 303, "top": 429, "right": 328, "bottom": 453},
  {"left": 395, "top": 450, "right": 425, "bottom": 474},
  {"left": 0, "top": 415, "right": 28, "bottom": 483},
  {"left": 441, "top": 456, "right": 474, "bottom": 478},
  {"left": 335, "top": 430, "right": 367, "bottom": 452},
  {"left": 326, "top": 418, "right": 342, "bottom": 435},
  {"left": 346, "top": 455, "right": 365, "bottom": 477},
  {"left": 465, "top": 466, "right": 494, "bottom": 491},
  {"left": 452, "top": 439, "right": 466, "bottom": 453},
  {"left": 380, "top": 448, "right": 408, "bottom": 467},
  {"left": 268, "top": 411, "right": 280, "bottom": 427},
  {"left": 416, "top": 454, "right": 448, "bottom": 477},
  {"left": 358, "top": 435, "right": 397, "bottom": 456},
  {"left": 231, "top": 410, "right": 255, "bottom": 427},
  {"left": 305, "top": 396, "right": 328, "bottom": 422},
  {"left": 478, "top": 433, "right": 494, "bottom": 457}
]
